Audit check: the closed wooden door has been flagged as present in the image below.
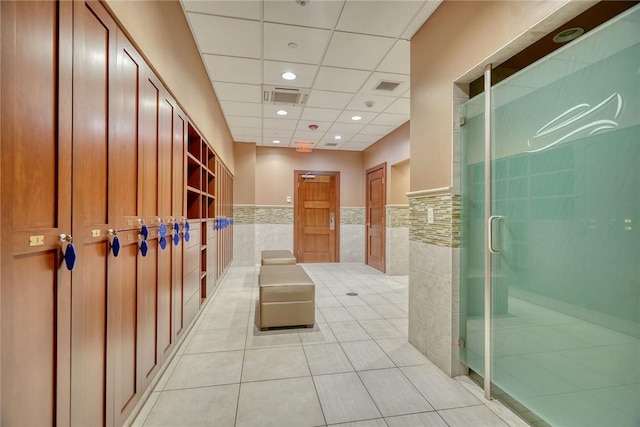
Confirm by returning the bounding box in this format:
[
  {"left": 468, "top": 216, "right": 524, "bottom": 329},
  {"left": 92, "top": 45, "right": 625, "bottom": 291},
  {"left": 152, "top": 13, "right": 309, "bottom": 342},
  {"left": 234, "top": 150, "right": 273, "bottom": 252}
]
[
  {"left": 295, "top": 171, "right": 340, "bottom": 263},
  {"left": 0, "top": 1, "right": 73, "bottom": 424},
  {"left": 366, "top": 164, "right": 386, "bottom": 272},
  {"left": 70, "top": 1, "right": 118, "bottom": 424}
]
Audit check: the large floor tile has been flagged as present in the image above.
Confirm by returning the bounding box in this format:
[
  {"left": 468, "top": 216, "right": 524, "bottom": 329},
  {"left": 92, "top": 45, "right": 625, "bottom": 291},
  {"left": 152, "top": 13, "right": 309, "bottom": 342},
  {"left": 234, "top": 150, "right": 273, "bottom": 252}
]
[
  {"left": 304, "top": 343, "right": 354, "bottom": 375},
  {"left": 375, "top": 337, "right": 431, "bottom": 367},
  {"left": 184, "top": 328, "right": 247, "bottom": 354},
  {"left": 340, "top": 340, "right": 395, "bottom": 371},
  {"left": 371, "top": 303, "right": 407, "bottom": 319},
  {"left": 329, "top": 321, "right": 371, "bottom": 342},
  {"left": 245, "top": 327, "right": 302, "bottom": 348},
  {"left": 164, "top": 351, "right": 243, "bottom": 390},
  {"left": 346, "top": 305, "right": 383, "bottom": 320},
  {"left": 242, "top": 345, "right": 310, "bottom": 382},
  {"left": 299, "top": 323, "right": 338, "bottom": 344},
  {"left": 438, "top": 405, "right": 508, "bottom": 427},
  {"left": 336, "top": 295, "right": 368, "bottom": 307},
  {"left": 401, "top": 365, "right": 482, "bottom": 410},
  {"left": 358, "top": 319, "right": 403, "bottom": 339},
  {"left": 385, "top": 412, "right": 448, "bottom": 427},
  {"left": 198, "top": 310, "right": 251, "bottom": 331},
  {"left": 143, "top": 384, "right": 239, "bottom": 426},
  {"left": 321, "top": 307, "right": 356, "bottom": 322},
  {"left": 236, "top": 377, "right": 325, "bottom": 427},
  {"left": 386, "top": 318, "right": 408, "bottom": 335},
  {"left": 360, "top": 294, "right": 393, "bottom": 306},
  {"left": 316, "top": 295, "right": 343, "bottom": 308},
  {"left": 359, "top": 368, "right": 433, "bottom": 416},
  {"left": 314, "top": 372, "right": 382, "bottom": 425},
  {"left": 330, "top": 419, "right": 387, "bottom": 427}
]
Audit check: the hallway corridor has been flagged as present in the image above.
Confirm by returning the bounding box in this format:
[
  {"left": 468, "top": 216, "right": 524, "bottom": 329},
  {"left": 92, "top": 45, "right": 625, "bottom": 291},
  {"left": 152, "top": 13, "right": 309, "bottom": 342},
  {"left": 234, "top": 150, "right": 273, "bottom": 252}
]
[{"left": 132, "top": 264, "right": 525, "bottom": 426}]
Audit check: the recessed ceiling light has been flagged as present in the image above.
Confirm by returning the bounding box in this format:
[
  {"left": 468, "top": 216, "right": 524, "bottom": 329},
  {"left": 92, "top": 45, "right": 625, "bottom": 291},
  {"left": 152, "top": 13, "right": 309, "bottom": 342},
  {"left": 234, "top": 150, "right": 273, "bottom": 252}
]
[
  {"left": 334, "top": 135, "right": 342, "bottom": 140},
  {"left": 351, "top": 115, "right": 362, "bottom": 121},
  {"left": 553, "top": 27, "right": 584, "bottom": 43},
  {"left": 272, "top": 140, "right": 281, "bottom": 144},
  {"left": 281, "top": 72, "right": 297, "bottom": 80},
  {"left": 276, "top": 110, "right": 288, "bottom": 116}
]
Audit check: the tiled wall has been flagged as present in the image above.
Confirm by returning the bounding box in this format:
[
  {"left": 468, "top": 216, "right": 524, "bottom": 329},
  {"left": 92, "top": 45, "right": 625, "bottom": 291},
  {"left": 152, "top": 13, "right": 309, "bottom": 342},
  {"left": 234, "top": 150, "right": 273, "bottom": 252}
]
[
  {"left": 233, "top": 205, "right": 365, "bottom": 265},
  {"left": 408, "top": 190, "right": 466, "bottom": 377},
  {"left": 386, "top": 205, "right": 409, "bottom": 275}
]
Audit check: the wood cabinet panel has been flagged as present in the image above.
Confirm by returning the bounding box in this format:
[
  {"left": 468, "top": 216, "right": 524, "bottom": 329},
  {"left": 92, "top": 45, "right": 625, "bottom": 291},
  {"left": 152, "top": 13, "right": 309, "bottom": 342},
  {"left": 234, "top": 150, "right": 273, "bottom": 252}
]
[{"left": 1, "top": 1, "right": 73, "bottom": 424}]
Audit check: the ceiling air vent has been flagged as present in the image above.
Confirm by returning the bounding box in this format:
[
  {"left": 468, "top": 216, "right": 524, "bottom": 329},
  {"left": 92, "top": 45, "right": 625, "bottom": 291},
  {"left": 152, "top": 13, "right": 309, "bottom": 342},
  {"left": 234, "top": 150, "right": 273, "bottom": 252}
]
[
  {"left": 325, "top": 142, "right": 339, "bottom": 147},
  {"left": 374, "top": 80, "right": 402, "bottom": 92},
  {"left": 262, "top": 85, "right": 310, "bottom": 106}
]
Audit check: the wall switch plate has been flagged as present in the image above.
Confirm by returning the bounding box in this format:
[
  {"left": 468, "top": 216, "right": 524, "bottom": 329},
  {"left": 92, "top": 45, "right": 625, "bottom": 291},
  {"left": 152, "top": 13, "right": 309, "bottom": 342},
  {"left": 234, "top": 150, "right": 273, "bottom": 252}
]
[
  {"left": 286, "top": 196, "right": 291, "bottom": 203},
  {"left": 427, "top": 208, "right": 434, "bottom": 224}
]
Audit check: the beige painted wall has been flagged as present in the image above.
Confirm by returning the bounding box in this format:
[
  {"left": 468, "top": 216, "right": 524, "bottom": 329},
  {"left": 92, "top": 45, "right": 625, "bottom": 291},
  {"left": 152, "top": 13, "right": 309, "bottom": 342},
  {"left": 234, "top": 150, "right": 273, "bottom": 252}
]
[
  {"left": 410, "top": 0, "right": 595, "bottom": 191},
  {"left": 104, "top": 0, "right": 235, "bottom": 173},
  {"left": 363, "top": 122, "right": 410, "bottom": 200},
  {"left": 255, "top": 147, "right": 364, "bottom": 207},
  {"left": 233, "top": 143, "right": 256, "bottom": 205},
  {"left": 390, "top": 161, "right": 410, "bottom": 205}
]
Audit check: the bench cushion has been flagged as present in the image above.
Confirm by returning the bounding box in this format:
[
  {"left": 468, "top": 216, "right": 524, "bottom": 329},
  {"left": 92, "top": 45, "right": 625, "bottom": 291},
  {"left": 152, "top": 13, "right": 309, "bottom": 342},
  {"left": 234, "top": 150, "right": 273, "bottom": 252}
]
[
  {"left": 258, "top": 264, "right": 315, "bottom": 329},
  {"left": 261, "top": 250, "right": 296, "bottom": 265}
]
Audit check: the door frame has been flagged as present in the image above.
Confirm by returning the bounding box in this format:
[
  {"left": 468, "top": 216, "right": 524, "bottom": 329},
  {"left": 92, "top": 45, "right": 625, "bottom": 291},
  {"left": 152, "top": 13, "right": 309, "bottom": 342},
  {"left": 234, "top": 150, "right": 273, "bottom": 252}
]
[
  {"left": 365, "top": 163, "right": 386, "bottom": 272},
  {"left": 293, "top": 170, "right": 340, "bottom": 263}
]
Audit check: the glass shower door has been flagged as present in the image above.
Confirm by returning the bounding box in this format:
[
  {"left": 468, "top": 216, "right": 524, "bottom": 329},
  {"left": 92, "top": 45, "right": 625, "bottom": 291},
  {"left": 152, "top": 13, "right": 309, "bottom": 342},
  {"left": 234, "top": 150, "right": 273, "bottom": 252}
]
[{"left": 462, "top": 5, "right": 640, "bottom": 426}]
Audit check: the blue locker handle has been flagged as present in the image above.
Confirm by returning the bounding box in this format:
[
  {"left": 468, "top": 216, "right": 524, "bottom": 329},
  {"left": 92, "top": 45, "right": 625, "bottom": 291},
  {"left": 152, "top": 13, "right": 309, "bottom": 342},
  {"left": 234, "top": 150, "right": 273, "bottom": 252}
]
[
  {"left": 140, "top": 239, "right": 148, "bottom": 257},
  {"left": 64, "top": 242, "right": 77, "bottom": 271},
  {"left": 159, "top": 236, "right": 167, "bottom": 250},
  {"left": 111, "top": 235, "right": 121, "bottom": 257},
  {"left": 140, "top": 224, "right": 149, "bottom": 240}
]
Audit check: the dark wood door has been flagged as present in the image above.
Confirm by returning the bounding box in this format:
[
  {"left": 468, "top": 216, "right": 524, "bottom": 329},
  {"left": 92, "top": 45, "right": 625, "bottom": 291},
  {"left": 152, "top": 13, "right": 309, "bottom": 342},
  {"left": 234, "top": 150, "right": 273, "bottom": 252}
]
[
  {"left": 366, "top": 164, "right": 386, "bottom": 272},
  {"left": 71, "top": 1, "right": 118, "bottom": 424},
  {"left": 295, "top": 171, "right": 339, "bottom": 263},
  {"left": 0, "top": 1, "right": 73, "bottom": 424}
]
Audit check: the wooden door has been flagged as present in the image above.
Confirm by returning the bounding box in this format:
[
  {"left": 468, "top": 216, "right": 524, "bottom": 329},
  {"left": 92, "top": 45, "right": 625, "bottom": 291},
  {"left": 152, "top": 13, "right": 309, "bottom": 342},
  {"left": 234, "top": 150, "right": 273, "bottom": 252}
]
[
  {"left": 295, "top": 171, "right": 340, "bottom": 263},
  {"left": 366, "top": 164, "right": 386, "bottom": 272},
  {"left": 0, "top": 1, "right": 73, "bottom": 424},
  {"left": 70, "top": 1, "right": 118, "bottom": 424}
]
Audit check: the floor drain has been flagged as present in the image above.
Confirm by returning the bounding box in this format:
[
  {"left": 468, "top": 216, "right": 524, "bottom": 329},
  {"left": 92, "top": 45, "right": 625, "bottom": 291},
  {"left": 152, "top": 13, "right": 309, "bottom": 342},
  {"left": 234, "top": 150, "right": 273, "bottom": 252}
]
[{"left": 346, "top": 292, "right": 358, "bottom": 296}]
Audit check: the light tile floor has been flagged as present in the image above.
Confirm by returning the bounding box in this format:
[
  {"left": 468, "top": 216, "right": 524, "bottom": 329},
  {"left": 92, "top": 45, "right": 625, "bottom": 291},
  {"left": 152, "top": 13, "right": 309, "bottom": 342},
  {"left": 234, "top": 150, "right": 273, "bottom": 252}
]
[{"left": 133, "top": 263, "right": 526, "bottom": 427}]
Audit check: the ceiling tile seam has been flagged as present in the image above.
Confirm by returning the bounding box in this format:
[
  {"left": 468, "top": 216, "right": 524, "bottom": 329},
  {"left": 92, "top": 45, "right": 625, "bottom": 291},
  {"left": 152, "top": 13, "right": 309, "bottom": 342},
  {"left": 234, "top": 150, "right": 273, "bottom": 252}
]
[
  {"left": 186, "top": 10, "right": 261, "bottom": 23},
  {"left": 260, "top": 0, "right": 265, "bottom": 146}
]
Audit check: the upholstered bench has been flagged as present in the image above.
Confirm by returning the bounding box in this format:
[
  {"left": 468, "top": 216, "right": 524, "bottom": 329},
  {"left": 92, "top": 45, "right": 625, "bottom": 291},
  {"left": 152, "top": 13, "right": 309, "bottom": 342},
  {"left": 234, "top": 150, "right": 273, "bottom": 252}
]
[
  {"left": 258, "top": 264, "right": 315, "bottom": 330},
  {"left": 261, "top": 249, "right": 297, "bottom": 265}
]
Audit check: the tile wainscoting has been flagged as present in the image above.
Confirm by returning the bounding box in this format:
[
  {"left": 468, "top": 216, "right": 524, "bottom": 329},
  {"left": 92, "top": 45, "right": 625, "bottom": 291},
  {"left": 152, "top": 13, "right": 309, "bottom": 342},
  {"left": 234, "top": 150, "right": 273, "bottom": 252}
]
[
  {"left": 233, "top": 205, "right": 365, "bottom": 265},
  {"left": 407, "top": 190, "right": 466, "bottom": 377},
  {"left": 386, "top": 205, "right": 409, "bottom": 276}
]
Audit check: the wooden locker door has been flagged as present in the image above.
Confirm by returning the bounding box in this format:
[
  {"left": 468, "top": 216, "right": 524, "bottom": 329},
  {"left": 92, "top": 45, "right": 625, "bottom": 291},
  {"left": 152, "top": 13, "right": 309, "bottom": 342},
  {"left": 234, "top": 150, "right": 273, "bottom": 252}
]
[
  {"left": 109, "top": 31, "right": 144, "bottom": 426},
  {"left": 138, "top": 65, "right": 161, "bottom": 388},
  {"left": 0, "top": 2, "right": 73, "bottom": 425},
  {"left": 366, "top": 164, "right": 386, "bottom": 273},
  {"left": 172, "top": 110, "right": 186, "bottom": 339},
  {"left": 157, "top": 91, "right": 174, "bottom": 362},
  {"left": 70, "top": 1, "right": 117, "bottom": 425}
]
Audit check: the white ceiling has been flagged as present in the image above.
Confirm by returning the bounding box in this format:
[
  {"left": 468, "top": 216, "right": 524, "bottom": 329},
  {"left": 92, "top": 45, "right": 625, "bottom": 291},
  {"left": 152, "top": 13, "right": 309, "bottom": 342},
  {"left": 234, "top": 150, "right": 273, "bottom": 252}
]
[{"left": 181, "top": 0, "right": 441, "bottom": 151}]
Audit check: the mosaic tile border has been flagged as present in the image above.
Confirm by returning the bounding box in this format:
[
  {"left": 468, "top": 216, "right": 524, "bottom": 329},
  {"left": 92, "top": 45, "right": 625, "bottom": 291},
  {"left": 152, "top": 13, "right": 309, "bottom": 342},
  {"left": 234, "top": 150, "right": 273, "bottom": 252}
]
[
  {"left": 234, "top": 205, "right": 365, "bottom": 226},
  {"left": 387, "top": 205, "right": 409, "bottom": 228},
  {"left": 341, "top": 207, "right": 365, "bottom": 225},
  {"left": 408, "top": 193, "right": 460, "bottom": 248}
]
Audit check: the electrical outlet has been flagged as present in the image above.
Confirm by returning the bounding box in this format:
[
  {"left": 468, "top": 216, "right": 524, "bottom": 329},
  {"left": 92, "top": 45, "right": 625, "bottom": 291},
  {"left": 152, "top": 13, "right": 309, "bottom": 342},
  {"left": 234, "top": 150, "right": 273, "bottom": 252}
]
[{"left": 286, "top": 195, "right": 292, "bottom": 203}]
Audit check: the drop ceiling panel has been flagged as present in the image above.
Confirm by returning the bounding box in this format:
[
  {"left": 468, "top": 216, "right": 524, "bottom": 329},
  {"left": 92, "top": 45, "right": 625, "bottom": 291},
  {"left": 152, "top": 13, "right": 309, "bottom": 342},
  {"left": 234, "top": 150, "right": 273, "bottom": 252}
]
[
  {"left": 328, "top": 122, "right": 365, "bottom": 134},
  {"left": 321, "top": 133, "right": 355, "bottom": 144},
  {"left": 314, "top": 67, "right": 370, "bottom": 92},
  {"left": 343, "top": 141, "right": 375, "bottom": 151},
  {"left": 231, "top": 127, "right": 262, "bottom": 137},
  {"left": 263, "top": 104, "right": 303, "bottom": 120},
  {"left": 220, "top": 101, "right": 262, "bottom": 117},
  {"left": 262, "top": 60, "right": 318, "bottom": 87},
  {"left": 370, "top": 113, "right": 409, "bottom": 127},
  {"left": 204, "top": 55, "right": 261, "bottom": 84},
  {"left": 263, "top": 23, "right": 331, "bottom": 64},
  {"left": 226, "top": 116, "right": 262, "bottom": 128},
  {"left": 306, "top": 90, "right": 354, "bottom": 110},
  {"left": 300, "top": 107, "right": 341, "bottom": 122},
  {"left": 335, "top": 110, "right": 378, "bottom": 124},
  {"left": 360, "top": 72, "right": 410, "bottom": 97},
  {"left": 263, "top": 128, "right": 294, "bottom": 138},
  {"left": 264, "top": 138, "right": 289, "bottom": 146},
  {"left": 378, "top": 40, "right": 410, "bottom": 74},
  {"left": 349, "top": 134, "right": 382, "bottom": 144},
  {"left": 346, "top": 94, "right": 396, "bottom": 112},
  {"left": 182, "top": 1, "right": 261, "bottom": 20},
  {"left": 188, "top": 13, "right": 261, "bottom": 58},
  {"left": 384, "top": 97, "right": 410, "bottom": 115},
  {"left": 293, "top": 130, "right": 324, "bottom": 143},
  {"left": 323, "top": 32, "right": 395, "bottom": 70},
  {"left": 262, "top": 118, "right": 298, "bottom": 130},
  {"left": 263, "top": 0, "right": 344, "bottom": 29},
  {"left": 296, "top": 120, "right": 333, "bottom": 132},
  {"left": 214, "top": 82, "right": 262, "bottom": 103},
  {"left": 337, "top": 1, "right": 424, "bottom": 37}
]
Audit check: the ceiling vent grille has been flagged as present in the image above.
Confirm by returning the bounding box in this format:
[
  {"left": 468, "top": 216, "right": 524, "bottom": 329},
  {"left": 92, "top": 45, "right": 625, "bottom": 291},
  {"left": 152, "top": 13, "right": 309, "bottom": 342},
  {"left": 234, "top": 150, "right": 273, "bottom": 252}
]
[
  {"left": 374, "top": 80, "right": 402, "bottom": 92},
  {"left": 263, "top": 85, "right": 310, "bottom": 106},
  {"left": 325, "top": 142, "right": 339, "bottom": 147}
]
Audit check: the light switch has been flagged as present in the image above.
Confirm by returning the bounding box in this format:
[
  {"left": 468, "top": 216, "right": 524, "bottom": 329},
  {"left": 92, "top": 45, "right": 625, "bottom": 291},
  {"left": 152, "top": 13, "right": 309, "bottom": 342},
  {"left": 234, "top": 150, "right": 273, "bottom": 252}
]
[
  {"left": 427, "top": 208, "right": 434, "bottom": 224},
  {"left": 286, "top": 196, "right": 292, "bottom": 203}
]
